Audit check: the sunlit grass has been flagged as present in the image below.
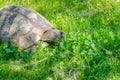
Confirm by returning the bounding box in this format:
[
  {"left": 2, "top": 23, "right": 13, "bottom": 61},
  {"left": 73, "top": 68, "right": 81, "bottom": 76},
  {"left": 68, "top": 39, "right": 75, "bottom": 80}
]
[{"left": 0, "top": 0, "right": 120, "bottom": 80}]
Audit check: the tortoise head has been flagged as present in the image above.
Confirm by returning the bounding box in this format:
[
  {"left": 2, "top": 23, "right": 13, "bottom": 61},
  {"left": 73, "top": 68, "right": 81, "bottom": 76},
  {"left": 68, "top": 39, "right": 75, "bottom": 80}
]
[{"left": 41, "top": 29, "right": 65, "bottom": 42}]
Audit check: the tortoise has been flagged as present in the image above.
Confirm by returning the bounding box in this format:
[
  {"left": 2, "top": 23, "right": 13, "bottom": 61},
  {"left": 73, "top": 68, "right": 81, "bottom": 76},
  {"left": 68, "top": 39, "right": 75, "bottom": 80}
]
[{"left": 0, "top": 6, "right": 65, "bottom": 52}]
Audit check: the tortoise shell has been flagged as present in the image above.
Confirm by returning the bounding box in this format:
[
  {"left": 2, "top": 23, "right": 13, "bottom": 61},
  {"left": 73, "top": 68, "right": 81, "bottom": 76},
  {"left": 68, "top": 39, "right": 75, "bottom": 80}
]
[{"left": 0, "top": 6, "right": 65, "bottom": 51}]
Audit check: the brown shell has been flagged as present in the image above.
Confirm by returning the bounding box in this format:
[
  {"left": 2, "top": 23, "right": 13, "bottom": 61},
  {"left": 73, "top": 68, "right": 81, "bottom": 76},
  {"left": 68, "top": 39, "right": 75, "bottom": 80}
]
[{"left": 0, "top": 6, "right": 55, "bottom": 49}]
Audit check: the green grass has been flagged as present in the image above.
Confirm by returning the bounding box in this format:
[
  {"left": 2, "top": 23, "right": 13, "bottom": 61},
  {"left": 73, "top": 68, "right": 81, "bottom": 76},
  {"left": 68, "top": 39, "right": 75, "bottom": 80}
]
[{"left": 0, "top": 0, "right": 120, "bottom": 80}]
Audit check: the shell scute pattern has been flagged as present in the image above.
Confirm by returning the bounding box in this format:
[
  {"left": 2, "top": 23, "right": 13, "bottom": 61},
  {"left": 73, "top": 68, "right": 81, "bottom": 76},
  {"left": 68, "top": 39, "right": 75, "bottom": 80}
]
[{"left": 0, "top": 6, "right": 65, "bottom": 51}]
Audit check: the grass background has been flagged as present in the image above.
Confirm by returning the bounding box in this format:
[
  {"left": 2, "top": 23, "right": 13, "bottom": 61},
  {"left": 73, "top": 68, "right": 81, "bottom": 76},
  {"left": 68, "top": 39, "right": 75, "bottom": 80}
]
[{"left": 0, "top": 0, "right": 120, "bottom": 80}]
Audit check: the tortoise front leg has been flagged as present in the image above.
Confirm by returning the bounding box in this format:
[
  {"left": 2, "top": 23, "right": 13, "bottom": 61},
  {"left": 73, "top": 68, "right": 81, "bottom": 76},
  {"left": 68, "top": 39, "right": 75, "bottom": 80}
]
[
  {"left": 23, "top": 45, "right": 37, "bottom": 53},
  {"left": 29, "top": 45, "right": 36, "bottom": 52},
  {"left": 18, "top": 37, "right": 37, "bottom": 53}
]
